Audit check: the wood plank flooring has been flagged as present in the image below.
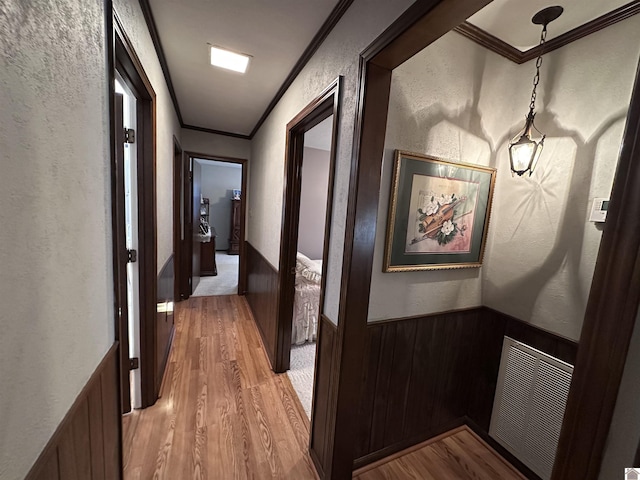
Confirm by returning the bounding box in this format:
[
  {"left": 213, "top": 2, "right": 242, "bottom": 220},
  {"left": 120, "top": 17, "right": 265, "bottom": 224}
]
[
  {"left": 122, "top": 295, "right": 317, "bottom": 480},
  {"left": 123, "top": 295, "right": 523, "bottom": 480},
  {"left": 353, "top": 427, "right": 525, "bottom": 480}
]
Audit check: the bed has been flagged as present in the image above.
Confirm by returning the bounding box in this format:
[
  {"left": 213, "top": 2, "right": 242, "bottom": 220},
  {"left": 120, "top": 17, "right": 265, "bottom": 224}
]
[{"left": 292, "top": 252, "right": 322, "bottom": 345}]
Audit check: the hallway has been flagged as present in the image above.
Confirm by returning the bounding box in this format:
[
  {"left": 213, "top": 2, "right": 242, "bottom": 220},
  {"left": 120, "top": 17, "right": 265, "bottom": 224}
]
[{"left": 122, "top": 295, "right": 317, "bottom": 479}]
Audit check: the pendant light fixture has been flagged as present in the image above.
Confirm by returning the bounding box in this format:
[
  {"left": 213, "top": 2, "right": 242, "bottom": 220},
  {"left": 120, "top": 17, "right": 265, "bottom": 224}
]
[{"left": 509, "top": 6, "right": 563, "bottom": 177}]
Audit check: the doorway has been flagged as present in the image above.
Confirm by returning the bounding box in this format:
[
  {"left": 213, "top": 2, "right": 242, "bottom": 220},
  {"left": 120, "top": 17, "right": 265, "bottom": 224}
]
[
  {"left": 178, "top": 152, "right": 248, "bottom": 297},
  {"left": 274, "top": 79, "right": 341, "bottom": 436},
  {"left": 113, "top": 16, "right": 170, "bottom": 413},
  {"left": 192, "top": 159, "right": 243, "bottom": 296},
  {"left": 286, "top": 115, "right": 334, "bottom": 419},
  {"left": 115, "top": 75, "right": 142, "bottom": 411}
]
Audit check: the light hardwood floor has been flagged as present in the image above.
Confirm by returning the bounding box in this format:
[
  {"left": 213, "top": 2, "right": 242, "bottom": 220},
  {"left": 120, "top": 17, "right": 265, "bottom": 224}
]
[
  {"left": 122, "top": 295, "right": 317, "bottom": 479},
  {"left": 353, "top": 427, "right": 525, "bottom": 480},
  {"left": 123, "top": 295, "right": 522, "bottom": 480}
]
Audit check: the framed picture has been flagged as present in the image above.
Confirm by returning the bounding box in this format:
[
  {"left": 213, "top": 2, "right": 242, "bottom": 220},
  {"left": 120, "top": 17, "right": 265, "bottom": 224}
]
[{"left": 383, "top": 150, "right": 496, "bottom": 272}]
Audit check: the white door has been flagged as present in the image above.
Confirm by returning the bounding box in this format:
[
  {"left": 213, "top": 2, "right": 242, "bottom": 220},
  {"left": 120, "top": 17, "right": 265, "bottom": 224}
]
[{"left": 115, "top": 75, "right": 142, "bottom": 410}]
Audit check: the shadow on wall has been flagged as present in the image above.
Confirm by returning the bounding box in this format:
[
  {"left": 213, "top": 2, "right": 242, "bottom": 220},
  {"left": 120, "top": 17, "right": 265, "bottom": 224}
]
[{"left": 388, "top": 47, "right": 627, "bottom": 332}]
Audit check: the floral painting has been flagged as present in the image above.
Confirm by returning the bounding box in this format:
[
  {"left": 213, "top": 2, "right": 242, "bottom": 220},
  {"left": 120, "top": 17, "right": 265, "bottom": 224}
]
[
  {"left": 384, "top": 151, "right": 496, "bottom": 272},
  {"left": 405, "top": 175, "right": 480, "bottom": 254}
]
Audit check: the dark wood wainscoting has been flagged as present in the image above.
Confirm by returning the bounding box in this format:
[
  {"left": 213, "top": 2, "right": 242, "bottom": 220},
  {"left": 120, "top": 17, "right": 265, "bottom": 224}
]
[
  {"left": 354, "top": 307, "right": 578, "bottom": 473},
  {"left": 310, "top": 314, "right": 339, "bottom": 477},
  {"left": 245, "top": 241, "right": 279, "bottom": 368},
  {"left": 156, "top": 254, "right": 175, "bottom": 398},
  {"left": 26, "top": 344, "right": 120, "bottom": 480}
]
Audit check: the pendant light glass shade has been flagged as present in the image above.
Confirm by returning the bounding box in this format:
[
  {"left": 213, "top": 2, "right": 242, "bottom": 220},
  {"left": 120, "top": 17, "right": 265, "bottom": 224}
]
[
  {"left": 509, "top": 112, "right": 545, "bottom": 177},
  {"left": 509, "top": 5, "right": 562, "bottom": 178}
]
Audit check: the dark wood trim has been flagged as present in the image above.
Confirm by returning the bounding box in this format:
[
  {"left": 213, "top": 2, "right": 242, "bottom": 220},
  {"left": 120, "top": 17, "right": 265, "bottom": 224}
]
[
  {"left": 26, "top": 344, "right": 121, "bottom": 480},
  {"left": 184, "top": 151, "right": 248, "bottom": 294},
  {"left": 369, "top": 0, "right": 491, "bottom": 69},
  {"left": 310, "top": 314, "right": 339, "bottom": 476},
  {"left": 114, "top": 16, "right": 160, "bottom": 408},
  {"left": 522, "top": 1, "right": 640, "bottom": 63},
  {"left": 275, "top": 77, "right": 341, "bottom": 373},
  {"left": 249, "top": 0, "right": 354, "bottom": 137},
  {"left": 365, "top": 306, "right": 481, "bottom": 328},
  {"left": 552, "top": 56, "right": 640, "bottom": 480},
  {"left": 105, "top": 1, "right": 125, "bottom": 476},
  {"left": 172, "top": 136, "right": 186, "bottom": 301},
  {"left": 137, "top": 0, "right": 183, "bottom": 125},
  {"left": 353, "top": 419, "right": 465, "bottom": 471},
  {"left": 466, "top": 419, "right": 541, "bottom": 480},
  {"left": 454, "top": 22, "right": 524, "bottom": 63},
  {"left": 182, "top": 124, "right": 251, "bottom": 140},
  {"left": 455, "top": 2, "right": 640, "bottom": 64},
  {"left": 484, "top": 307, "right": 578, "bottom": 366}
]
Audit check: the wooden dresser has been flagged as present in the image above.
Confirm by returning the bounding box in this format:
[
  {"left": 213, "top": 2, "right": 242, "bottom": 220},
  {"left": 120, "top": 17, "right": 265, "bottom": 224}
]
[{"left": 228, "top": 199, "right": 241, "bottom": 255}]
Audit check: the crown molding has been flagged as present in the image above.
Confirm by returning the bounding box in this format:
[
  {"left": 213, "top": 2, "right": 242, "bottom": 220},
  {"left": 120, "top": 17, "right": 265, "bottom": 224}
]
[
  {"left": 137, "top": 0, "right": 183, "bottom": 124},
  {"left": 249, "top": 0, "right": 354, "bottom": 138},
  {"left": 455, "top": 1, "right": 640, "bottom": 64},
  {"left": 182, "top": 124, "right": 251, "bottom": 140}
]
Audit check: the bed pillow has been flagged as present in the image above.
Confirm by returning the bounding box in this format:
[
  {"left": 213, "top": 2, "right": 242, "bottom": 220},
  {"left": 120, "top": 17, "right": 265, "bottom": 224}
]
[{"left": 296, "top": 252, "right": 322, "bottom": 284}]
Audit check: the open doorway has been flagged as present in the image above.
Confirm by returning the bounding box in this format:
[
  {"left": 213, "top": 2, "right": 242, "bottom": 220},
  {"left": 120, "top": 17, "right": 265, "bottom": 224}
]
[
  {"left": 179, "top": 152, "right": 248, "bottom": 297},
  {"left": 274, "top": 78, "right": 341, "bottom": 433},
  {"left": 114, "top": 75, "right": 142, "bottom": 411},
  {"left": 286, "top": 116, "right": 334, "bottom": 418},
  {"left": 192, "top": 158, "right": 243, "bottom": 296}
]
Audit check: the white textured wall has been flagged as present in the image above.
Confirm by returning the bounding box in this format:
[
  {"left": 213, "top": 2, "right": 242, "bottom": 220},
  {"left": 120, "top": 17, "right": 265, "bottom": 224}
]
[
  {"left": 0, "top": 2, "right": 113, "bottom": 478},
  {"left": 181, "top": 128, "right": 251, "bottom": 160},
  {"left": 113, "top": 0, "right": 182, "bottom": 272},
  {"left": 368, "top": 16, "right": 640, "bottom": 339},
  {"left": 249, "top": 0, "right": 414, "bottom": 322},
  {"left": 482, "top": 16, "right": 640, "bottom": 340},
  {"left": 368, "top": 32, "right": 498, "bottom": 320},
  {"left": 298, "top": 147, "right": 331, "bottom": 260}
]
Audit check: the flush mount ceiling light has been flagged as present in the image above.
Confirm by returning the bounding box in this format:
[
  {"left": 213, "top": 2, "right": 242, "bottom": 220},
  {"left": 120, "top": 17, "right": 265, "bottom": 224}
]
[
  {"left": 509, "top": 6, "right": 563, "bottom": 177},
  {"left": 209, "top": 46, "right": 250, "bottom": 73}
]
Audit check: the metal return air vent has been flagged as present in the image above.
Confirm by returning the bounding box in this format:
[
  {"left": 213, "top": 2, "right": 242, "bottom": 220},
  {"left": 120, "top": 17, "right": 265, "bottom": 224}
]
[{"left": 489, "top": 337, "right": 573, "bottom": 480}]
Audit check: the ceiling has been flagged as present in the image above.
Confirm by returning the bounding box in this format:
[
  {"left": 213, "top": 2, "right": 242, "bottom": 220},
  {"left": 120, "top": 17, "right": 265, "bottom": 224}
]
[
  {"left": 147, "top": 0, "right": 340, "bottom": 136},
  {"left": 145, "top": 0, "right": 635, "bottom": 138}
]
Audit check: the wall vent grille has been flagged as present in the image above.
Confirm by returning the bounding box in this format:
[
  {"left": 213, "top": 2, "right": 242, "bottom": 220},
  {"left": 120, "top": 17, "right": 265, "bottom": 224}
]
[{"left": 489, "top": 336, "right": 573, "bottom": 480}]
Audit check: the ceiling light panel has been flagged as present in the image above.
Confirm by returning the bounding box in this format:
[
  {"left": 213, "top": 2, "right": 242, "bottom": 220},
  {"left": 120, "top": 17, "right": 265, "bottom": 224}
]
[{"left": 210, "top": 46, "right": 250, "bottom": 73}]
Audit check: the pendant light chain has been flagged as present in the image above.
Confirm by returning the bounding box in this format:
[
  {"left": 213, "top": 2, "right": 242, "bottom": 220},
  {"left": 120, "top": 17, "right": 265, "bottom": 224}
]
[{"left": 529, "top": 25, "right": 548, "bottom": 113}]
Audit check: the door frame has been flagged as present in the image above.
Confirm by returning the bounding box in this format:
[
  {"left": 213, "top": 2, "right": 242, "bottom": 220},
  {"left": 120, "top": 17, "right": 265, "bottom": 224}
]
[
  {"left": 173, "top": 136, "right": 189, "bottom": 301},
  {"left": 113, "top": 14, "right": 160, "bottom": 409},
  {"left": 181, "top": 152, "right": 248, "bottom": 295},
  {"left": 274, "top": 78, "right": 341, "bottom": 373}
]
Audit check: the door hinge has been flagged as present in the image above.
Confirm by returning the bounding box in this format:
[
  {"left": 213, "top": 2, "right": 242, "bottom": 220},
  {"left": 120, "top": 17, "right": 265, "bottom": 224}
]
[
  {"left": 129, "top": 357, "right": 139, "bottom": 370},
  {"left": 127, "top": 249, "right": 137, "bottom": 263},
  {"left": 124, "top": 128, "right": 135, "bottom": 144}
]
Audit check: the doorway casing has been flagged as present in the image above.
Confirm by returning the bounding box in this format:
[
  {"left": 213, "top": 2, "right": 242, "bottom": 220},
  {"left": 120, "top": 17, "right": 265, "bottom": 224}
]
[
  {"left": 177, "top": 152, "right": 249, "bottom": 297},
  {"left": 274, "top": 77, "right": 342, "bottom": 374}
]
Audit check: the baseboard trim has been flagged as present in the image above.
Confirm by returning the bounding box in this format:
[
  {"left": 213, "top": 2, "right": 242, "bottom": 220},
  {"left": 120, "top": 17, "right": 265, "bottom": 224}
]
[
  {"left": 465, "top": 418, "right": 541, "bottom": 480},
  {"left": 352, "top": 424, "right": 467, "bottom": 476},
  {"left": 352, "top": 417, "right": 465, "bottom": 471},
  {"left": 26, "top": 342, "right": 121, "bottom": 480}
]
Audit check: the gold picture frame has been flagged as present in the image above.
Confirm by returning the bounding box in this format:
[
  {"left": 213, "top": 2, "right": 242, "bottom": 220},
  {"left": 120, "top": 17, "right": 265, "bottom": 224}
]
[{"left": 383, "top": 150, "right": 496, "bottom": 272}]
